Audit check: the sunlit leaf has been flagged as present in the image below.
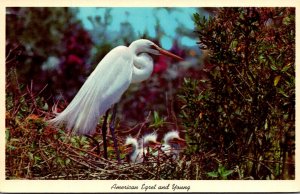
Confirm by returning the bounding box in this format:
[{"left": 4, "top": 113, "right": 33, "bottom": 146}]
[
  {"left": 222, "top": 170, "right": 234, "bottom": 177},
  {"left": 28, "top": 152, "right": 34, "bottom": 160},
  {"left": 281, "top": 63, "right": 291, "bottom": 72},
  {"left": 278, "top": 88, "right": 289, "bottom": 97},
  {"left": 274, "top": 76, "right": 281, "bottom": 86},
  {"left": 26, "top": 114, "right": 39, "bottom": 121},
  {"left": 207, "top": 171, "right": 219, "bottom": 178},
  {"left": 65, "top": 158, "right": 71, "bottom": 165}
]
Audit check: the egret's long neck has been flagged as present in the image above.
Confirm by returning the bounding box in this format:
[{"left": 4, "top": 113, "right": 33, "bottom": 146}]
[
  {"left": 131, "top": 53, "right": 154, "bottom": 83},
  {"left": 129, "top": 43, "right": 154, "bottom": 83},
  {"left": 131, "top": 139, "right": 139, "bottom": 151}
]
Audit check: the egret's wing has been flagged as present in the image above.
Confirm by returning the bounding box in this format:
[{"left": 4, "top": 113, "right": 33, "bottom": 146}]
[{"left": 49, "top": 46, "right": 133, "bottom": 135}]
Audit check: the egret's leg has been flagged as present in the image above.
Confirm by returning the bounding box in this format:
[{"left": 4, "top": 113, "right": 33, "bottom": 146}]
[
  {"left": 109, "top": 104, "right": 121, "bottom": 163},
  {"left": 102, "top": 110, "right": 109, "bottom": 159}
]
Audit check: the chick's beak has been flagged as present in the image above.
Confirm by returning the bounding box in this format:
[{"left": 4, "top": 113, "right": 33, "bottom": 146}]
[
  {"left": 170, "top": 137, "right": 187, "bottom": 146},
  {"left": 150, "top": 141, "right": 161, "bottom": 149},
  {"left": 154, "top": 45, "right": 183, "bottom": 61},
  {"left": 124, "top": 145, "right": 133, "bottom": 153}
]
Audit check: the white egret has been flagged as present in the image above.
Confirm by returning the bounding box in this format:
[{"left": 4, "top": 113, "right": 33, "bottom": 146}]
[
  {"left": 140, "top": 133, "right": 161, "bottom": 157},
  {"left": 124, "top": 136, "right": 143, "bottom": 163},
  {"left": 125, "top": 133, "right": 160, "bottom": 163},
  {"left": 161, "top": 131, "right": 186, "bottom": 158},
  {"left": 49, "top": 39, "right": 183, "bottom": 162}
]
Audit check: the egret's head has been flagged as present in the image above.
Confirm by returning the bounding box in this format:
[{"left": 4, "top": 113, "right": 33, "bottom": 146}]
[
  {"left": 124, "top": 136, "right": 139, "bottom": 154},
  {"left": 129, "top": 39, "right": 183, "bottom": 60},
  {"left": 163, "top": 131, "right": 186, "bottom": 146},
  {"left": 141, "top": 132, "right": 161, "bottom": 148}
]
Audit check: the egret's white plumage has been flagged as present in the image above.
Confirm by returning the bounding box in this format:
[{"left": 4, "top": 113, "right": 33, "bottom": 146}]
[
  {"left": 50, "top": 46, "right": 132, "bottom": 134},
  {"left": 140, "top": 133, "right": 158, "bottom": 147},
  {"left": 125, "top": 136, "right": 143, "bottom": 163},
  {"left": 125, "top": 133, "right": 160, "bottom": 163},
  {"left": 49, "top": 39, "right": 182, "bottom": 135},
  {"left": 140, "top": 133, "right": 160, "bottom": 156}
]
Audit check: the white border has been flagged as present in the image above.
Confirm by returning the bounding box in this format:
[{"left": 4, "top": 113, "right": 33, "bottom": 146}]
[{"left": 1, "top": 0, "right": 299, "bottom": 192}]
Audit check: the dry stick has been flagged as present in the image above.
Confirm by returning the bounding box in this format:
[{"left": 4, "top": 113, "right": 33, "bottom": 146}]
[
  {"left": 140, "top": 166, "right": 157, "bottom": 178},
  {"left": 118, "top": 111, "right": 151, "bottom": 138},
  {"left": 242, "top": 156, "right": 275, "bottom": 176},
  {"left": 122, "top": 123, "right": 142, "bottom": 133},
  {"left": 84, "top": 134, "right": 101, "bottom": 155},
  {"left": 36, "top": 84, "right": 48, "bottom": 96},
  {"left": 166, "top": 83, "right": 179, "bottom": 131},
  {"left": 135, "top": 111, "right": 152, "bottom": 139},
  {"left": 60, "top": 151, "right": 98, "bottom": 169},
  {"left": 67, "top": 145, "right": 116, "bottom": 168},
  {"left": 57, "top": 139, "right": 110, "bottom": 164},
  {"left": 242, "top": 155, "right": 294, "bottom": 165},
  {"left": 37, "top": 148, "right": 52, "bottom": 169},
  {"left": 12, "top": 101, "right": 22, "bottom": 117},
  {"left": 27, "top": 81, "right": 38, "bottom": 114}
]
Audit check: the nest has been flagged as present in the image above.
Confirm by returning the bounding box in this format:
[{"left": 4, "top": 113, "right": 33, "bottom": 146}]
[{"left": 5, "top": 113, "right": 210, "bottom": 180}]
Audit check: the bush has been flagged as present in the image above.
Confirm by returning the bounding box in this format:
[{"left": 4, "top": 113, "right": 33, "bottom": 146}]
[{"left": 177, "top": 8, "right": 295, "bottom": 179}]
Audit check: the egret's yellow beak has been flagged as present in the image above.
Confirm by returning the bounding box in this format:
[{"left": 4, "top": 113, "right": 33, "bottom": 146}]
[{"left": 155, "top": 46, "right": 183, "bottom": 61}]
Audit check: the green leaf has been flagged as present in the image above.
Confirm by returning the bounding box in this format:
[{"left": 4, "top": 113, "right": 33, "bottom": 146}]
[
  {"left": 283, "top": 16, "right": 291, "bottom": 25},
  {"left": 258, "top": 54, "right": 265, "bottom": 61},
  {"left": 281, "top": 63, "right": 291, "bottom": 72},
  {"left": 278, "top": 88, "right": 289, "bottom": 97},
  {"left": 230, "top": 40, "right": 238, "bottom": 49},
  {"left": 264, "top": 120, "right": 268, "bottom": 129},
  {"left": 154, "top": 111, "right": 159, "bottom": 121},
  {"left": 218, "top": 165, "right": 224, "bottom": 174},
  {"left": 57, "top": 157, "right": 64, "bottom": 166},
  {"left": 193, "top": 13, "right": 200, "bottom": 22},
  {"left": 34, "top": 156, "right": 41, "bottom": 163},
  {"left": 65, "top": 158, "right": 71, "bottom": 165},
  {"left": 7, "top": 145, "right": 16, "bottom": 150},
  {"left": 222, "top": 170, "right": 234, "bottom": 177},
  {"left": 5, "top": 130, "right": 10, "bottom": 141},
  {"left": 268, "top": 56, "right": 277, "bottom": 70},
  {"left": 207, "top": 171, "right": 219, "bottom": 178},
  {"left": 274, "top": 76, "right": 281, "bottom": 86},
  {"left": 150, "top": 111, "right": 164, "bottom": 128},
  {"left": 28, "top": 152, "right": 34, "bottom": 160},
  {"left": 270, "top": 64, "right": 277, "bottom": 71},
  {"left": 70, "top": 137, "right": 76, "bottom": 143},
  {"left": 42, "top": 103, "right": 49, "bottom": 111}
]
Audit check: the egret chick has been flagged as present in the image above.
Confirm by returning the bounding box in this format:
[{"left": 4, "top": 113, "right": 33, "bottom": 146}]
[
  {"left": 124, "top": 136, "right": 143, "bottom": 163},
  {"left": 140, "top": 133, "right": 161, "bottom": 156},
  {"left": 161, "top": 131, "right": 186, "bottom": 158}
]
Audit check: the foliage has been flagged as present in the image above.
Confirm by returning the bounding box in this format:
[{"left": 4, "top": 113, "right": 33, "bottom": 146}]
[
  {"left": 6, "top": 7, "right": 92, "bottom": 102},
  {"left": 177, "top": 8, "right": 295, "bottom": 179},
  {"left": 207, "top": 164, "right": 234, "bottom": 180}
]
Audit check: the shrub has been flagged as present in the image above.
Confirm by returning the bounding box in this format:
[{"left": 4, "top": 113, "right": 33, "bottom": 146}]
[{"left": 177, "top": 8, "right": 295, "bottom": 179}]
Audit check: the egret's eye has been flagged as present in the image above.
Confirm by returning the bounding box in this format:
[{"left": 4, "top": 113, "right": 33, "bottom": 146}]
[{"left": 150, "top": 44, "right": 158, "bottom": 50}]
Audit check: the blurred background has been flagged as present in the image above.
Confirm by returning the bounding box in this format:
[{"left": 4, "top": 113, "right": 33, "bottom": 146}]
[{"left": 6, "top": 7, "right": 209, "bottom": 126}]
